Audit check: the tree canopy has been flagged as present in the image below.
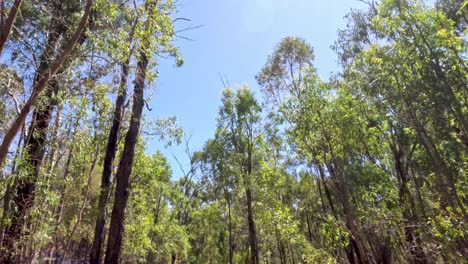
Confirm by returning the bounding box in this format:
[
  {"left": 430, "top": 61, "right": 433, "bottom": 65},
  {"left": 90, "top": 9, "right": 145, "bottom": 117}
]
[{"left": 0, "top": 0, "right": 467, "bottom": 263}]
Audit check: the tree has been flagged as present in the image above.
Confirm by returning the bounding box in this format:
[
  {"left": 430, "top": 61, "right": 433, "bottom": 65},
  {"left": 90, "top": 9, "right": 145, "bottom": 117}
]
[
  {"left": 0, "top": 0, "right": 93, "bottom": 167},
  {"left": 216, "top": 87, "right": 262, "bottom": 264},
  {"left": 104, "top": 0, "right": 182, "bottom": 261},
  {"left": 0, "top": 1, "right": 93, "bottom": 261},
  {"left": 89, "top": 5, "right": 137, "bottom": 263}
]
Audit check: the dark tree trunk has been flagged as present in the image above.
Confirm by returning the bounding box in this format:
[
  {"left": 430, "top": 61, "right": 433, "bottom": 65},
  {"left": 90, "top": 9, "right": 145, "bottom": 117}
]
[
  {"left": 104, "top": 52, "right": 148, "bottom": 264},
  {"left": 227, "top": 193, "right": 233, "bottom": 264},
  {"left": 275, "top": 227, "right": 286, "bottom": 264},
  {"left": 316, "top": 162, "right": 338, "bottom": 217},
  {"left": 89, "top": 58, "right": 130, "bottom": 264},
  {"left": 2, "top": 81, "right": 59, "bottom": 261},
  {"left": 0, "top": 3, "right": 92, "bottom": 255},
  {"left": 305, "top": 210, "right": 313, "bottom": 242},
  {"left": 246, "top": 186, "right": 259, "bottom": 264},
  {"left": 0, "top": 16, "right": 64, "bottom": 253},
  {"left": 391, "top": 140, "right": 427, "bottom": 264},
  {"left": 104, "top": 0, "right": 154, "bottom": 256},
  {"left": 90, "top": 11, "right": 139, "bottom": 263},
  {"left": 326, "top": 158, "right": 368, "bottom": 264}
]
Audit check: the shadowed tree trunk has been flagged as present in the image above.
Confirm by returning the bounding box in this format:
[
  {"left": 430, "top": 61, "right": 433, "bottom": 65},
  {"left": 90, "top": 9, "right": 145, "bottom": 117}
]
[
  {"left": 246, "top": 186, "right": 259, "bottom": 264},
  {"left": 89, "top": 54, "right": 131, "bottom": 264},
  {"left": 389, "top": 134, "right": 428, "bottom": 264},
  {"left": 104, "top": 51, "right": 149, "bottom": 264},
  {"left": 245, "top": 141, "right": 259, "bottom": 264},
  {"left": 89, "top": 13, "right": 139, "bottom": 262},
  {"left": 104, "top": 1, "right": 156, "bottom": 262},
  {"left": 0, "top": 12, "right": 66, "bottom": 258}
]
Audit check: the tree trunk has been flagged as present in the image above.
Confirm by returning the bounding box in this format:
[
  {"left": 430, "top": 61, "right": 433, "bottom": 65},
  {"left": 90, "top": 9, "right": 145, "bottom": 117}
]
[
  {"left": 0, "top": 0, "right": 23, "bottom": 54},
  {"left": 104, "top": 0, "right": 155, "bottom": 258},
  {"left": 391, "top": 141, "right": 427, "bottom": 264},
  {"left": 275, "top": 227, "right": 286, "bottom": 264},
  {"left": 246, "top": 186, "right": 259, "bottom": 264},
  {"left": 104, "top": 51, "right": 148, "bottom": 264},
  {"left": 326, "top": 158, "right": 368, "bottom": 264},
  {"left": 1, "top": 54, "right": 62, "bottom": 260},
  {"left": 89, "top": 57, "right": 130, "bottom": 264},
  {"left": 65, "top": 145, "right": 99, "bottom": 256},
  {"left": 0, "top": 0, "right": 93, "bottom": 167},
  {"left": 227, "top": 192, "right": 233, "bottom": 264},
  {"left": 305, "top": 210, "right": 313, "bottom": 242}
]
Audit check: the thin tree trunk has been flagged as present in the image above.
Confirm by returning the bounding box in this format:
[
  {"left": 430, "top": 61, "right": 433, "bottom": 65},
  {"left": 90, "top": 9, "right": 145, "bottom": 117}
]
[
  {"left": 0, "top": 0, "right": 22, "bottom": 54},
  {"left": 316, "top": 162, "right": 338, "bottom": 218},
  {"left": 0, "top": 120, "right": 24, "bottom": 248},
  {"left": 275, "top": 227, "right": 286, "bottom": 264},
  {"left": 153, "top": 190, "right": 163, "bottom": 225},
  {"left": 326, "top": 156, "right": 368, "bottom": 264},
  {"left": 246, "top": 186, "right": 259, "bottom": 264},
  {"left": 227, "top": 192, "right": 233, "bottom": 264},
  {"left": 45, "top": 104, "right": 63, "bottom": 172},
  {"left": 50, "top": 108, "right": 81, "bottom": 263},
  {"left": 50, "top": 147, "right": 74, "bottom": 264},
  {"left": 305, "top": 210, "right": 313, "bottom": 242},
  {"left": 65, "top": 146, "right": 99, "bottom": 254},
  {"left": 390, "top": 139, "right": 427, "bottom": 264}
]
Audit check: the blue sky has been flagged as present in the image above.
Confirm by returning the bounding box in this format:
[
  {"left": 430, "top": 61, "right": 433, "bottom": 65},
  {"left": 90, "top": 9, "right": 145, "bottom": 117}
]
[{"left": 146, "top": 0, "right": 366, "bottom": 177}]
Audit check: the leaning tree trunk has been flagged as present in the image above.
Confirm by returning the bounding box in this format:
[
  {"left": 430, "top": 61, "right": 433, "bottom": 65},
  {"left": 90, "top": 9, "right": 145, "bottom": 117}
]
[
  {"left": 0, "top": 0, "right": 23, "bottom": 55},
  {"left": 0, "top": 0, "right": 93, "bottom": 167},
  {"left": 89, "top": 58, "right": 130, "bottom": 264},
  {"left": 89, "top": 14, "right": 138, "bottom": 262},
  {"left": 104, "top": 52, "right": 149, "bottom": 264},
  {"left": 104, "top": 1, "right": 155, "bottom": 260},
  {"left": 0, "top": 13, "right": 65, "bottom": 257},
  {"left": 1, "top": 6, "right": 91, "bottom": 256}
]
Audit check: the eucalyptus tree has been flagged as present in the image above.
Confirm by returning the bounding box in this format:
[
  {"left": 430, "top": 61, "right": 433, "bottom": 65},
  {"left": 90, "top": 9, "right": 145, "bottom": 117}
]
[
  {"left": 335, "top": 0, "right": 468, "bottom": 261},
  {"left": 217, "top": 87, "right": 262, "bottom": 264},
  {"left": 0, "top": 0, "right": 93, "bottom": 167},
  {"left": 338, "top": 0, "right": 468, "bottom": 217},
  {"left": 0, "top": 1, "right": 94, "bottom": 261},
  {"left": 190, "top": 87, "right": 263, "bottom": 263},
  {"left": 104, "top": 0, "right": 182, "bottom": 262},
  {"left": 257, "top": 37, "right": 371, "bottom": 263},
  {"left": 193, "top": 138, "right": 235, "bottom": 264},
  {"left": 89, "top": 2, "right": 138, "bottom": 263}
]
